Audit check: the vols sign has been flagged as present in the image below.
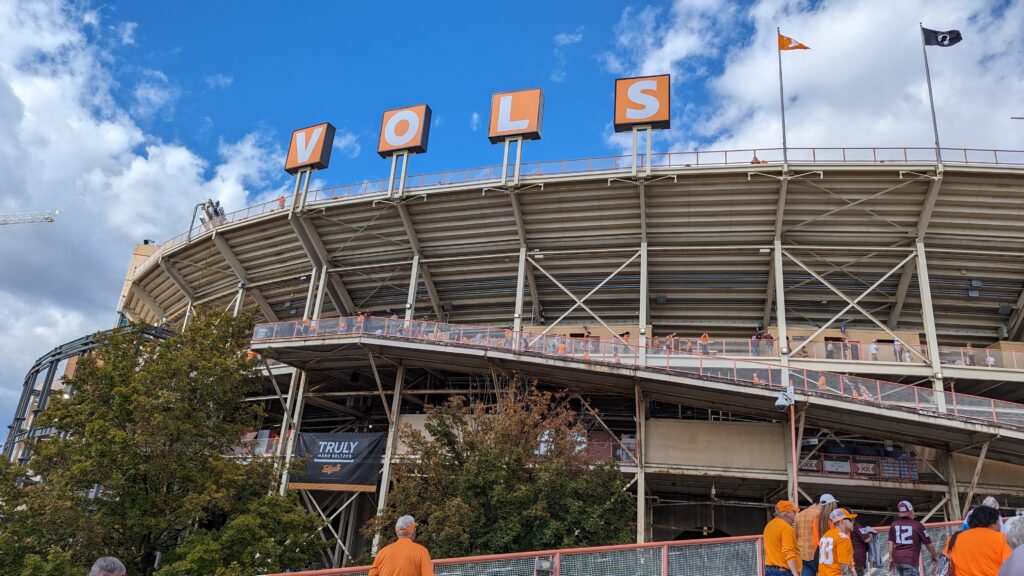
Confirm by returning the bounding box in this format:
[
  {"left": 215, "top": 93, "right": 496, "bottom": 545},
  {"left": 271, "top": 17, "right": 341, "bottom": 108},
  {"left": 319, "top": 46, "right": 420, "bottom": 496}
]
[
  {"left": 284, "top": 122, "right": 336, "bottom": 174},
  {"left": 488, "top": 88, "right": 543, "bottom": 143},
  {"left": 292, "top": 432, "right": 386, "bottom": 492},
  {"left": 614, "top": 75, "right": 670, "bottom": 132},
  {"left": 378, "top": 104, "right": 432, "bottom": 158}
]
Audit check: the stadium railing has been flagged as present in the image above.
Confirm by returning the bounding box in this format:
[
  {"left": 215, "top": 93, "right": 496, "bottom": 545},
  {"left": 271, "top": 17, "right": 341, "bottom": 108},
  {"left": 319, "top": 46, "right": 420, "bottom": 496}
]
[
  {"left": 251, "top": 316, "right": 1024, "bottom": 431},
  {"left": 262, "top": 520, "right": 966, "bottom": 576},
  {"left": 134, "top": 146, "right": 1024, "bottom": 276}
]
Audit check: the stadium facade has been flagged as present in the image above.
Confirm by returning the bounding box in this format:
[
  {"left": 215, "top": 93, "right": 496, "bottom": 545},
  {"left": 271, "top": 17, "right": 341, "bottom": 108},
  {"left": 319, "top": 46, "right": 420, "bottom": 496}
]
[{"left": 105, "top": 139, "right": 1024, "bottom": 565}]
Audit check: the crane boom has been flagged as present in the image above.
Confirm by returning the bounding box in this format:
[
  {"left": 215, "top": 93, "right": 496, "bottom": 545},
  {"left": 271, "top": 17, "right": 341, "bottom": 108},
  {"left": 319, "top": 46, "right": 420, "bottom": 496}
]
[{"left": 0, "top": 210, "right": 61, "bottom": 226}]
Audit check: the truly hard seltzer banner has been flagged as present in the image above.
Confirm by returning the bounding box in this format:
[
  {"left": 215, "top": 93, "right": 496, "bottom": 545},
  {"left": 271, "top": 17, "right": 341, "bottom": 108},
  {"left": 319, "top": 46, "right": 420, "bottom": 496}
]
[{"left": 292, "top": 432, "right": 386, "bottom": 492}]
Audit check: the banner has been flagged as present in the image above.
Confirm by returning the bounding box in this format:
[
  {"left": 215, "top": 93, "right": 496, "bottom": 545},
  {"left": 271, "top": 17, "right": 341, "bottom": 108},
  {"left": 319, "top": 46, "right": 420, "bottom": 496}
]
[{"left": 291, "top": 432, "right": 386, "bottom": 492}]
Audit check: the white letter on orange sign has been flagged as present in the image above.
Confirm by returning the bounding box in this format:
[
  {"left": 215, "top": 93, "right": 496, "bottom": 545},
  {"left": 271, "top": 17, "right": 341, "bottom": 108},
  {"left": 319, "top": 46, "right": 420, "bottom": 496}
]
[
  {"left": 385, "top": 110, "right": 420, "bottom": 147},
  {"left": 497, "top": 95, "right": 529, "bottom": 132},
  {"left": 626, "top": 80, "right": 659, "bottom": 120},
  {"left": 295, "top": 127, "right": 324, "bottom": 163}
]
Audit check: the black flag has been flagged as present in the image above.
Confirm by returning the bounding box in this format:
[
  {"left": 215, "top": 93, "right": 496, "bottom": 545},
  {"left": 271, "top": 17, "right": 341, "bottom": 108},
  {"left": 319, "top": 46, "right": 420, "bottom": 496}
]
[{"left": 922, "top": 28, "right": 963, "bottom": 47}]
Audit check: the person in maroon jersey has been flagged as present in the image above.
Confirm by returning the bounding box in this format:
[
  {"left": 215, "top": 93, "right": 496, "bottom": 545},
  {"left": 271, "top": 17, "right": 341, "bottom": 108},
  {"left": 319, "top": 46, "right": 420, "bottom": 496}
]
[{"left": 888, "top": 501, "right": 938, "bottom": 576}]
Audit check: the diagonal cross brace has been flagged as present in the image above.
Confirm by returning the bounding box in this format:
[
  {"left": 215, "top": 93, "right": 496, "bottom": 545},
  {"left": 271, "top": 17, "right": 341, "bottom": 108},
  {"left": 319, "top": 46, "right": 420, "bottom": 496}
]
[
  {"left": 527, "top": 251, "right": 640, "bottom": 345},
  {"left": 785, "top": 250, "right": 926, "bottom": 361}
]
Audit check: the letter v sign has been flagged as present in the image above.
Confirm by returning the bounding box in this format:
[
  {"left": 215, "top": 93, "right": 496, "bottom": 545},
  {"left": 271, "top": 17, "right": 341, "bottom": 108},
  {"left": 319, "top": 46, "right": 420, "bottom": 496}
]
[
  {"left": 285, "top": 122, "right": 336, "bottom": 175},
  {"left": 295, "top": 127, "right": 323, "bottom": 163}
]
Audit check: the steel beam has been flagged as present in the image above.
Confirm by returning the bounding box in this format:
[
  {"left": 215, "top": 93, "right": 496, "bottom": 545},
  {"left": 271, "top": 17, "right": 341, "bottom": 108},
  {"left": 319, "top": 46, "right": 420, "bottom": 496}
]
[
  {"left": 942, "top": 449, "right": 963, "bottom": 520},
  {"left": 372, "top": 366, "right": 405, "bottom": 554},
  {"left": 639, "top": 241, "right": 649, "bottom": 364},
  {"left": 513, "top": 246, "right": 527, "bottom": 334},
  {"left": 395, "top": 203, "right": 444, "bottom": 319},
  {"left": 915, "top": 242, "right": 947, "bottom": 412},
  {"left": 961, "top": 439, "right": 990, "bottom": 515},
  {"left": 129, "top": 283, "right": 165, "bottom": 321},
  {"left": 1007, "top": 286, "right": 1024, "bottom": 340},
  {"left": 289, "top": 215, "right": 357, "bottom": 315},
  {"left": 507, "top": 190, "right": 541, "bottom": 320},
  {"left": 211, "top": 233, "right": 279, "bottom": 321},
  {"left": 159, "top": 258, "right": 195, "bottom": 301},
  {"left": 889, "top": 171, "right": 943, "bottom": 328}
]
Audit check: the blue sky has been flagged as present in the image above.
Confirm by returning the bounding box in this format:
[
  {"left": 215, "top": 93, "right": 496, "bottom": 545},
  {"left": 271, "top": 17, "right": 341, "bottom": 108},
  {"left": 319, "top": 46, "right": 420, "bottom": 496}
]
[
  {"left": 104, "top": 2, "right": 679, "bottom": 182},
  {"left": 1, "top": 0, "right": 1022, "bottom": 440}
]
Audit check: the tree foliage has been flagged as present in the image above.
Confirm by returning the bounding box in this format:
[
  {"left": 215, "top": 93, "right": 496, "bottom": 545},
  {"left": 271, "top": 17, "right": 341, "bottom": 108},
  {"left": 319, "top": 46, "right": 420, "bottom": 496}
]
[
  {"left": 0, "top": 311, "right": 323, "bottom": 574},
  {"left": 368, "top": 386, "right": 634, "bottom": 559}
]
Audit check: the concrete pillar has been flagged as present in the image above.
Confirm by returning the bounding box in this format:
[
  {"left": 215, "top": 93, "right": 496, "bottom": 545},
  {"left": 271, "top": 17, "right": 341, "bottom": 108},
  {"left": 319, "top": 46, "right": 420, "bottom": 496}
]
[
  {"left": 639, "top": 242, "right": 649, "bottom": 366},
  {"left": 405, "top": 255, "right": 420, "bottom": 322},
  {"left": 514, "top": 247, "right": 526, "bottom": 336},
  {"left": 915, "top": 243, "right": 947, "bottom": 412},
  {"left": 372, "top": 366, "right": 406, "bottom": 553},
  {"left": 635, "top": 383, "right": 647, "bottom": 543}
]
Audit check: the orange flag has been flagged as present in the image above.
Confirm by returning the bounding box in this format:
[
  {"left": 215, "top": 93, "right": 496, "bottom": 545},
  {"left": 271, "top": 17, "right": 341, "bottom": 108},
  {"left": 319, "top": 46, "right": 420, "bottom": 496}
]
[{"left": 778, "top": 32, "right": 809, "bottom": 50}]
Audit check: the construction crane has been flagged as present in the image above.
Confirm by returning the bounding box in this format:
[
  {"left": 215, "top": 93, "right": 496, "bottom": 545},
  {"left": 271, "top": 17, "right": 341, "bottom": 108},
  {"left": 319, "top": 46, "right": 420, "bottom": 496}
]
[{"left": 0, "top": 210, "right": 61, "bottom": 226}]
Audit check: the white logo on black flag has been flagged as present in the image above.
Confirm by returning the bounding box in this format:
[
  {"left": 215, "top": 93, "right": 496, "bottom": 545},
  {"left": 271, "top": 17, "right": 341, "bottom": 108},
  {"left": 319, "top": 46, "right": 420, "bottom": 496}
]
[{"left": 923, "top": 28, "right": 963, "bottom": 47}]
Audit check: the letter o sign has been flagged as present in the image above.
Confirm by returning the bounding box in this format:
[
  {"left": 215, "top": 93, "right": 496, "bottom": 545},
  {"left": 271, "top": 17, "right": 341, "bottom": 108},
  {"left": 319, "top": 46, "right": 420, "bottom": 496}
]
[{"left": 378, "top": 104, "right": 432, "bottom": 158}]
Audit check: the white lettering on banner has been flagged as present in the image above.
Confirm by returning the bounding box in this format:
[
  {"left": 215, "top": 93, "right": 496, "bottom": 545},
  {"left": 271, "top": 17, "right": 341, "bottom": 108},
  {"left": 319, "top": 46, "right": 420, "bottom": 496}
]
[
  {"left": 823, "top": 460, "right": 851, "bottom": 474},
  {"left": 385, "top": 110, "right": 419, "bottom": 147},
  {"left": 625, "top": 80, "right": 660, "bottom": 120},
  {"left": 314, "top": 440, "right": 361, "bottom": 463},
  {"left": 497, "top": 95, "right": 529, "bottom": 132},
  {"left": 295, "top": 127, "right": 324, "bottom": 163}
]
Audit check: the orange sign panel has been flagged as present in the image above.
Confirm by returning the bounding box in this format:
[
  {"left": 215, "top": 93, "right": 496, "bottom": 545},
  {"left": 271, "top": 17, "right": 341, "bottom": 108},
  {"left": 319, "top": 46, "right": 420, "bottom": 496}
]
[
  {"left": 377, "top": 104, "right": 432, "bottom": 158},
  {"left": 284, "top": 122, "right": 336, "bottom": 174},
  {"left": 488, "top": 88, "right": 543, "bottom": 143},
  {"left": 614, "top": 75, "right": 670, "bottom": 132}
]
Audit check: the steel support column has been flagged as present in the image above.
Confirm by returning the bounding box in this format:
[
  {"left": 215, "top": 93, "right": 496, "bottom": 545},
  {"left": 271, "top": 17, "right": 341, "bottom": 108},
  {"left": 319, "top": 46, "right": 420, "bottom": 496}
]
[
  {"left": 405, "top": 254, "right": 420, "bottom": 322},
  {"left": 635, "top": 382, "right": 647, "bottom": 543},
  {"left": 961, "top": 440, "right": 990, "bottom": 515},
  {"left": 773, "top": 240, "right": 790, "bottom": 376},
  {"left": 279, "top": 370, "right": 307, "bottom": 495},
  {"left": 915, "top": 243, "right": 947, "bottom": 412},
  {"left": 942, "top": 449, "right": 963, "bottom": 520},
  {"left": 513, "top": 246, "right": 527, "bottom": 336},
  {"left": 372, "top": 365, "right": 405, "bottom": 554},
  {"left": 639, "top": 241, "right": 649, "bottom": 365}
]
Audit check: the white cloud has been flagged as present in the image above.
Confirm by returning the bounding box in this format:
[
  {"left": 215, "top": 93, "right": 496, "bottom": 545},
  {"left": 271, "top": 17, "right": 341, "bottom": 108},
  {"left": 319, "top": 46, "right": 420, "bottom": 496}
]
[
  {"left": 554, "top": 30, "right": 584, "bottom": 46},
  {"left": 603, "top": 0, "right": 1024, "bottom": 154},
  {"left": 117, "top": 21, "right": 136, "bottom": 45},
  {"left": 470, "top": 111, "right": 481, "bottom": 131},
  {"left": 0, "top": 0, "right": 288, "bottom": 438},
  {"left": 204, "top": 73, "right": 233, "bottom": 90},
  {"left": 333, "top": 130, "right": 361, "bottom": 159},
  {"left": 552, "top": 26, "right": 585, "bottom": 82},
  {"left": 82, "top": 10, "right": 99, "bottom": 27},
  {"left": 131, "top": 69, "right": 177, "bottom": 119}
]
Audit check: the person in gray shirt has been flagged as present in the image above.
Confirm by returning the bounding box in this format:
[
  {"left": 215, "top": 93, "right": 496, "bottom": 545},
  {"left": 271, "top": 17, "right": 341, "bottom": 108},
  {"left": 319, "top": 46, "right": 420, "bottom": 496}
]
[{"left": 999, "top": 516, "right": 1024, "bottom": 576}]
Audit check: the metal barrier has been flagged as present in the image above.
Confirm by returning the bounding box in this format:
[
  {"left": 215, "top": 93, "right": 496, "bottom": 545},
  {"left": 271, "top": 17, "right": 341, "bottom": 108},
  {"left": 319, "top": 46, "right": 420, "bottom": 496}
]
[
  {"left": 133, "top": 146, "right": 1024, "bottom": 276},
  {"left": 263, "top": 521, "right": 968, "bottom": 576},
  {"left": 252, "top": 316, "right": 1024, "bottom": 431}
]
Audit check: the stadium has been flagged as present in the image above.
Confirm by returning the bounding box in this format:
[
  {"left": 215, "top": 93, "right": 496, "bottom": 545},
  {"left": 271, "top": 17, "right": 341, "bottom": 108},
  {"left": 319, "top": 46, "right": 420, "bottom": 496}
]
[{"left": 101, "top": 123, "right": 1024, "bottom": 569}]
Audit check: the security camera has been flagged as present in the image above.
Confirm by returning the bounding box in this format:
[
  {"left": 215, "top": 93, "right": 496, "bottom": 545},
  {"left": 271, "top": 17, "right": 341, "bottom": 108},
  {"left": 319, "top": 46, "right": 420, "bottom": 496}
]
[{"left": 775, "top": 388, "right": 794, "bottom": 411}]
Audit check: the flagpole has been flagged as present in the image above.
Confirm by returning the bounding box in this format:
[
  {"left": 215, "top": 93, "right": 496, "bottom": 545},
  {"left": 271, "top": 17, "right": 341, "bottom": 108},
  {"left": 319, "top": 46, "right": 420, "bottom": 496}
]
[
  {"left": 919, "top": 23, "right": 942, "bottom": 162},
  {"left": 776, "top": 27, "right": 789, "bottom": 165}
]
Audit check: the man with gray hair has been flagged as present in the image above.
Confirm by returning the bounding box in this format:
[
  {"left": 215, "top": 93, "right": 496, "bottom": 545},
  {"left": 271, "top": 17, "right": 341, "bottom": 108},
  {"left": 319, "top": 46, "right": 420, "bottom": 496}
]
[
  {"left": 999, "top": 515, "right": 1024, "bottom": 576},
  {"left": 370, "top": 515, "right": 434, "bottom": 576},
  {"left": 90, "top": 557, "right": 126, "bottom": 576}
]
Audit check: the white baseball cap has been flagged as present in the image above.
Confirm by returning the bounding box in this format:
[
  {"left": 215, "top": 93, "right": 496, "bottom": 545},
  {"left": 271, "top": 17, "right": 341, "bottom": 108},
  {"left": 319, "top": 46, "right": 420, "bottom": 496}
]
[{"left": 820, "top": 493, "right": 838, "bottom": 505}]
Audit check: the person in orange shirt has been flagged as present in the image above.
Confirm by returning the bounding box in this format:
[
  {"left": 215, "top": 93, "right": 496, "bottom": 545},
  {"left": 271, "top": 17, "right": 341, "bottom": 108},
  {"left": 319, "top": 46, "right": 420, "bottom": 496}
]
[
  {"left": 699, "top": 332, "right": 711, "bottom": 354},
  {"left": 370, "top": 515, "right": 435, "bottom": 576},
  {"left": 752, "top": 372, "right": 761, "bottom": 384},
  {"left": 818, "top": 508, "right": 856, "bottom": 576},
  {"left": 764, "top": 500, "right": 801, "bottom": 575},
  {"left": 946, "top": 505, "right": 1011, "bottom": 576}
]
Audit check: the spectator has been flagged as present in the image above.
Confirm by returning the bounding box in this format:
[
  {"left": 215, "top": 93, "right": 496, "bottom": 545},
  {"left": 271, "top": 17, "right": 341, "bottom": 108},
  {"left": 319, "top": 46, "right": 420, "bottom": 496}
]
[
  {"left": 869, "top": 340, "right": 879, "bottom": 362},
  {"left": 699, "top": 332, "right": 710, "bottom": 354},
  {"left": 277, "top": 195, "right": 286, "bottom": 209},
  {"left": 795, "top": 494, "right": 837, "bottom": 576},
  {"left": 849, "top": 517, "right": 874, "bottom": 576},
  {"left": 90, "top": 558, "right": 126, "bottom": 576},
  {"left": 752, "top": 331, "right": 761, "bottom": 356},
  {"left": 986, "top": 352, "right": 997, "bottom": 368},
  {"left": 947, "top": 505, "right": 1011, "bottom": 576},
  {"left": 817, "top": 508, "right": 857, "bottom": 576},
  {"left": 826, "top": 341, "right": 836, "bottom": 359},
  {"left": 893, "top": 338, "right": 904, "bottom": 363},
  {"left": 764, "top": 332, "right": 776, "bottom": 355},
  {"left": 370, "top": 515, "right": 435, "bottom": 576},
  {"left": 888, "top": 500, "right": 938, "bottom": 576},
  {"left": 998, "top": 516, "right": 1024, "bottom": 576},
  {"left": 764, "top": 500, "right": 801, "bottom": 576},
  {"left": 966, "top": 343, "right": 976, "bottom": 366},
  {"left": 963, "top": 497, "right": 1006, "bottom": 532}
]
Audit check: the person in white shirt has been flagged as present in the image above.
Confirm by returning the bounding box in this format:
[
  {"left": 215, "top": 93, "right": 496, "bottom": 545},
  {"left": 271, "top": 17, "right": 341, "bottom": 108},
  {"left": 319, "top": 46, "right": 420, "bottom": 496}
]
[{"left": 869, "top": 340, "right": 879, "bottom": 362}]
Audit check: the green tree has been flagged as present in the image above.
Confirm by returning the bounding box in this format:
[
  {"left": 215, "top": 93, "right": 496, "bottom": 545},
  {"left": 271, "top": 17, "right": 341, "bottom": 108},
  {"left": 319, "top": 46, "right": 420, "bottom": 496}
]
[
  {"left": 368, "top": 386, "right": 634, "bottom": 559},
  {"left": 0, "top": 311, "right": 324, "bottom": 574}
]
